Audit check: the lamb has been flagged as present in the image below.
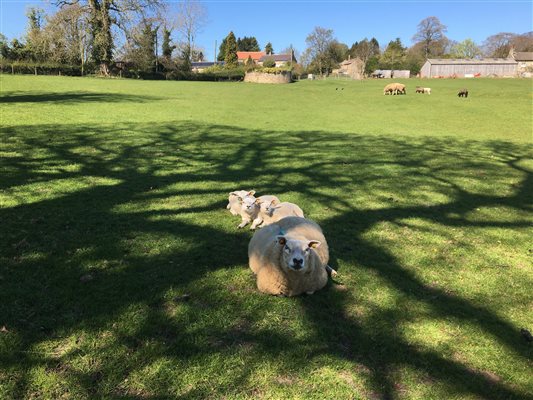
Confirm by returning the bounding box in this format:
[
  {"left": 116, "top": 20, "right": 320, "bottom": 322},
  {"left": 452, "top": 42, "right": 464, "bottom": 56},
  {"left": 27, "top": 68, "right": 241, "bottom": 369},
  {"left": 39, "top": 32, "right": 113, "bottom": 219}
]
[
  {"left": 248, "top": 216, "right": 329, "bottom": 296},
  {"left": 458, "top": 88, "right": 468, "bottom": 98},
  {"left": 259, "top": 198, "right": 305, "bottom": 227},
  {"left": 239, "top": 194, "right": 280, "bottom": 230},
  {"left": 415, "top": 86, "right": 431, "bottom": 94},
  {"left": 227, "top": 190, "right": 255, "bottom": 216}
]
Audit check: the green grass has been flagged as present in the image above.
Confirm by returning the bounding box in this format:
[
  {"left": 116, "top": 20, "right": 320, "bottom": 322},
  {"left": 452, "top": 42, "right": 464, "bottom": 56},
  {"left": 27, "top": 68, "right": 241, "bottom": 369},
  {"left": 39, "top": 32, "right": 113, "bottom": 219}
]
[{"left": 0, "top": 74, "right": 532, "bottom": 399}]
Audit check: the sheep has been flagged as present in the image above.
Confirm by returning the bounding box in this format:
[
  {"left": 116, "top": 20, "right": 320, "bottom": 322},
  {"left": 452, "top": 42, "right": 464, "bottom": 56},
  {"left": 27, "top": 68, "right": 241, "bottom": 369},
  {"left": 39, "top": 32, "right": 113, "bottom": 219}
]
[
  {"left": 393, "top": 83, "right": 406, "bottom": 95},
  {"left": 248, "top": 216, "right": 329, "bottom": 296},
  {"left": 227, "top": 190, "right": 255, "bottom": 216},
  {"left": 258, "top": 198, "right": 305, "bottom": 227},
  {"left": 384, "top": 83, "right": 406, "bottom": 95},
  {"left": 458, "top": 88, "right": 468, "bottom": 98},
  {"left": 415, "top": 86, "right": 431, "bottom": 94},
  {"left": 238, "top": 194, "right": 281, "bottom": 230},
  {"left": 383, "top": 83, "right": 395, "bottom": 95}
]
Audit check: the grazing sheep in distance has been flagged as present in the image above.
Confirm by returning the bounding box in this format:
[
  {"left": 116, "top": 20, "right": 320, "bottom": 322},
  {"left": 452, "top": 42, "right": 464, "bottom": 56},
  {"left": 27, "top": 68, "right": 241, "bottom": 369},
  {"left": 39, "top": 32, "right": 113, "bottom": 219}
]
[
  {"left": 248, "top": 216, "right": 329, "bottom": 296},
  {"left": 415, "top": 86, "right": 431, "bottom": 94},
  {"left": 458, "top": 88, "right": 468, "bottom": 98},
  {"left": 384, "top": 83, "right": 406, "bottom": 95},
  {"left": 259, "top": 199, "right": 305, "bottom": 227},
  {"left": 227, "top": 190, "right": 254, "bottom": 216}
]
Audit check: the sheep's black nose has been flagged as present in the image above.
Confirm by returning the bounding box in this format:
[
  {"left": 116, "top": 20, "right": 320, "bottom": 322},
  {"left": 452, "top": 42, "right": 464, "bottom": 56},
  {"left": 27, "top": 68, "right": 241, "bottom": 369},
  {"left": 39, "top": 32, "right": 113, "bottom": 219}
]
[{"left": 293, "top": 258, "right": 303, "bottom": 265}]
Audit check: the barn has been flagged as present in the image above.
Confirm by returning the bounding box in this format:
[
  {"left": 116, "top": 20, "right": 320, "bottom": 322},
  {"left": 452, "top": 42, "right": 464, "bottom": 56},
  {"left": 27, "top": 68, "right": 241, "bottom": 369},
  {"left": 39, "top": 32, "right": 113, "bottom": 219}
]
[{"left": 420, "top": 58, "right": 518, "bottom": 78}]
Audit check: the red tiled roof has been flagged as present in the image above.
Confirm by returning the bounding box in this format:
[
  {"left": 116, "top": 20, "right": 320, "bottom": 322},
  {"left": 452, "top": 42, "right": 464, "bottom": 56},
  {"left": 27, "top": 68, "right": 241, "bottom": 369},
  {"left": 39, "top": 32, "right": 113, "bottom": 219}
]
[{"left": 237, "top": 51, "right": 266, "bottom": 61}]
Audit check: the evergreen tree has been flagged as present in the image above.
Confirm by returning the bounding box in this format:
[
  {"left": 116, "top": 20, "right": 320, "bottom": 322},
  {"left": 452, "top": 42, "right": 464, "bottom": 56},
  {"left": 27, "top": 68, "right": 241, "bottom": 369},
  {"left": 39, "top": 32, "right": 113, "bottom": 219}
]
[
  {"left": 224, "top": 31, "right": 238, "bottom": 67},
  {"left": 217, "top": 37, "right": 227, "bottom": 61},
  {"left": 265, "top": 42, "right": 274, "bottom": 54},
  {"left": 162, "top": 28, "right": 176, "bottom": 59},
  {"left": 237, "top": 36, "right": 260, "bottom": 51}
]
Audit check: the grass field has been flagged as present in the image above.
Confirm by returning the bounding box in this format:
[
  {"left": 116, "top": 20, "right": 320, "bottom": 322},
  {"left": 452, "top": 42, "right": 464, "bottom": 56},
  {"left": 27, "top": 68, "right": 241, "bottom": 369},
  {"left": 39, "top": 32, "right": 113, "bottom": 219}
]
[{"left": 1, "top": 74, "right": 532, "bottom": 399}]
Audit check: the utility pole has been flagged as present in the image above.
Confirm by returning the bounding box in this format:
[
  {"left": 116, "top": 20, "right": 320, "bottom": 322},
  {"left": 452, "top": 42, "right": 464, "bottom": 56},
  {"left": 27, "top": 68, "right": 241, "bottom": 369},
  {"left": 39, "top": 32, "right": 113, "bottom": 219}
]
[{"left": 214, "top": 40, "right": 217, "bottom": 63}]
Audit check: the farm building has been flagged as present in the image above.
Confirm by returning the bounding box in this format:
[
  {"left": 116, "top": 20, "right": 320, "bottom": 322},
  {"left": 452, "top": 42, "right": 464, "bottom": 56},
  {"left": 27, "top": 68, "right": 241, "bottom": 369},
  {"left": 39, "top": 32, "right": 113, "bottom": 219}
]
[
  {"left": 511, "top": 51, "right": 533, "bottom": 75},
  {"left": 420, "top": 58, "right": 518, "bottom": 78},
  {"left": 371, "top": 69, "right": 411, "bottom": 78},
  {"left": 332, "top": 57, "right": 364, "bottom": 79}
]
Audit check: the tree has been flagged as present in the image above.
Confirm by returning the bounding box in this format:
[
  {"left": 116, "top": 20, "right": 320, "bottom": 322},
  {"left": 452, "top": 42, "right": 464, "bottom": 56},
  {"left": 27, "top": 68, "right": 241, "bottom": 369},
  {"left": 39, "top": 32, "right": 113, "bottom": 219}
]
[
  {"left": 0, "top": 34, "right": 10, "bottom": 59},
  {"left": 412, "top": 16, "right": 448, "bottom": 58},
  {"left": 482, "top": 32, "right": 515, "bottom": 57},
  {"left": 217, "top": 36, "right": 227, "bottom": 61},
  {"left": 305, "top": 26, "right": 334, "bottom": 76},
  {"left": 123, "top": 19, "right": 158, "bottom": 72},
  {"left": 265, "top": 42, "right": 273, "bottom": 54},
  {"left": 450, "top": 38, "right": 482, "bottom": 59},
  {"left": 350, "top": 38, "right": 380, "bottom": 76},
  {"left": 380, "top": 38, "right": 406, "bottom": 70},
  {"left": 55, "top": 0, "right": 162, "bottom": 75},
  {"left": 41, "top": 4, "right": 91, "bottom": 73},
  {"left": 224, "top": 31, "right": 238, "bottom": 67},
  {"left": 162, "top": 27, "right": 176, "bottom": 59},
  {"left": 237, "top": 36, "right": 260, "bottom": 51},
  {"left": 25, "top": 7, "right": 47, "bottom": 62},
  {"left": 175, "top": 0, "right": 207, "bottom": 65}
]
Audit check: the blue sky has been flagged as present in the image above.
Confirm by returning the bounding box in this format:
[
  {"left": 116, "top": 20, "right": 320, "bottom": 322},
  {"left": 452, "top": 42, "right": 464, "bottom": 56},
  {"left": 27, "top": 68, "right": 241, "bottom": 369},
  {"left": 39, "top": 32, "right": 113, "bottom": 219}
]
[{"left": 1, "top": 0, "right": 531, "bottom": 60}]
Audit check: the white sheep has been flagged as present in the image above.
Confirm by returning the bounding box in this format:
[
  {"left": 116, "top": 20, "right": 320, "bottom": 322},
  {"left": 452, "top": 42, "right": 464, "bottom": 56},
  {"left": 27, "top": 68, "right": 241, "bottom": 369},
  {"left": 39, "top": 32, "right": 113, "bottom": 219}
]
[
  {"left": 239, "top": 194, "right": 280, "bottom": 230},
  {"left": 227, "top": 190, "right": 254, "bottom": 216},
  {"left": 259, "top": 198, "right": 304, "bottom": 227},
  {"left": 248, "top": 216, "right": 329, "bottom": 296},
  {"left": 423, "top": 87, "right": 431, "bottom": 94}
]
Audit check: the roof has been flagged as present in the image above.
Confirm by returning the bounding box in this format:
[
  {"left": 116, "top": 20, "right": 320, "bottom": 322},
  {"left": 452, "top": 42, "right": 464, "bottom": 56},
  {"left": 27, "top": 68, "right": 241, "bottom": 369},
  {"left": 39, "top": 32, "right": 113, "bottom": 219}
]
[
  {"left": 192, "top": 62, "right": 224, "bottom": 68},
  {"left": 259, "top": 53, "right": 294, "bottom": 62},
  {"left": 237, "top": 51, "right": 266, "bottom": 61},
  {"left": 514, "top": 52, "right": 533, "bottom": 61},
  {"left": 425, "top": 58, "right": 517, "bottom": 65}
]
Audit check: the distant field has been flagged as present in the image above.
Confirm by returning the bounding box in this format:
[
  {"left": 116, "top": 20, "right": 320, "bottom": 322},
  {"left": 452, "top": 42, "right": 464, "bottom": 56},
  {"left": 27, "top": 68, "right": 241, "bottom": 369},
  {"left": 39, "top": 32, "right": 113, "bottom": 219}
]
[{"left": 1, "top": 74, "right": 532, "bottom": 399}]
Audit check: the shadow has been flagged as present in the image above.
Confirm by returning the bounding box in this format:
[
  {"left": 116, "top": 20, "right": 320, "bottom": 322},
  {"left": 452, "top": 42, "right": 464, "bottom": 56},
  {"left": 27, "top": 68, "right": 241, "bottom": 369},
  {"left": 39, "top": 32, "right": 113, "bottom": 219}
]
[
  {"left": 0, "top": 120, "right": 531, "bottom": 398},
  {"left": 0, "top": 91, "right": 162, "bottom": 104}
]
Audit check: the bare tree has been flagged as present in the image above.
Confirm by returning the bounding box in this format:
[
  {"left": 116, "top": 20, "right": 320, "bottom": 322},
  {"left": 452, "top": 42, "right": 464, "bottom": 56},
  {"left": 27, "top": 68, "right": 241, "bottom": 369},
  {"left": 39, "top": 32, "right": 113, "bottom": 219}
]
[
  {"left": 305, "top": 26, "right": 334, "bottom": 76},
  {"left": 174, "top": 0, "right": 207, "bottom": 65},
  {"left": 412, "top": 16, "right": 448, "bottom": 59}
]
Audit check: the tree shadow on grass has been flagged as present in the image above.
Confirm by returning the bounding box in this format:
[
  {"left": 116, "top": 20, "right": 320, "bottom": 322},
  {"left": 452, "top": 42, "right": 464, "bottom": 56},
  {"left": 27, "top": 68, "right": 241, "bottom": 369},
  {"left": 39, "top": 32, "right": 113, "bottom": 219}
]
[
  {"left": 0, "top": 121, "right": 532, "bottom": 398},
  {"left": 0, "top": 91, "right": 163, "bottom": 104}
]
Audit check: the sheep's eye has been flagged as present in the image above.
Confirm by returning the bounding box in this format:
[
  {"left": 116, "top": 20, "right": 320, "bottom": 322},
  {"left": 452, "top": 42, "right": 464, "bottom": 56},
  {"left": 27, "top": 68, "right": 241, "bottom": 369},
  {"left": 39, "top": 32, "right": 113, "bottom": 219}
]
[
  {"left": 305, "top": 248, "right": 310, "bottom": 252},
  {"left": 284, "top": 245, "right": 290, "bottom": 252}
]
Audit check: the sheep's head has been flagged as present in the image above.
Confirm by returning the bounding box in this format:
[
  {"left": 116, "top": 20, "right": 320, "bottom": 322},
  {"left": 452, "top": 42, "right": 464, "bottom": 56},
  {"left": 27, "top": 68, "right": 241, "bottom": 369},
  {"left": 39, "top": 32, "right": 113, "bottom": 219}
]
[
  {"left": 228, "top": 190, "right": 255, "bottom": 212},
  {"left": 264, "top": 199, "right": 280, "bottom": 216},
  {"left": 240, "top": 195, "right": 259, "bottom": 216},
  {"left": 277, "top": 236, "right": 321, "bottom": 272}
]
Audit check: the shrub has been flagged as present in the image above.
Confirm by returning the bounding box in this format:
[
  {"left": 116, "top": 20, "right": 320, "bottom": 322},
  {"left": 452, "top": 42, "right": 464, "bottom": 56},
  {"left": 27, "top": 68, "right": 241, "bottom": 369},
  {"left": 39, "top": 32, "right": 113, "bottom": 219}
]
[{"left": 262, "top": 58, "right": 276, "bottom": 68}]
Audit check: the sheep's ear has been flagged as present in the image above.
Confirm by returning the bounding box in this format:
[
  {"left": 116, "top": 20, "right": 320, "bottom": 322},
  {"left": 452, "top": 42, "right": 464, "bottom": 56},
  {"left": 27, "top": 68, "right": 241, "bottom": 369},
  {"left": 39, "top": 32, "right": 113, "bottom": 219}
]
[
  {"left": 308, "top": 240, "right": 321, "bottom": 249},
  {"left": 271, "top": 198, "right": 280, "bottom": 205},
  {"left": 276, "top": 236, "right": 286, "bottom": 246},
  {"left": 248, "top": 190, "right": 256, "bottom": 196}
]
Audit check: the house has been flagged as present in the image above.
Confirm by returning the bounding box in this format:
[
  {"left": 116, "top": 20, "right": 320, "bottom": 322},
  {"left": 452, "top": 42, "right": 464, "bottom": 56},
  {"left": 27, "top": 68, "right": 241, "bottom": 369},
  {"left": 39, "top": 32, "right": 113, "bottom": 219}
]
[
  {"left": 420, "top": 58, "right": 518, "bottom": 78},
  {"left": 332, "top": 57, "right": 364, "bottom": 79},
  {"left": 237, "top": 51, "right": 266, "bottom": 65},
  {"left": 191, "top": 61, "right": 224, "bottom": 73},
  {"left": 258, "top": 53, "right": 297, "bottom": 67},
  {"left": 510, "top": 50, "right": 533, "bottom": 75}
]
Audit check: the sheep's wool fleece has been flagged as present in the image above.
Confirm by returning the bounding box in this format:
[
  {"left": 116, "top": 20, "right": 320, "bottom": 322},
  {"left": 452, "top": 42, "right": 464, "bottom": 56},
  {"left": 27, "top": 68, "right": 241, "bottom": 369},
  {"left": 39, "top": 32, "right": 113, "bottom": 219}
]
[{"left": 248, "top": 217, "right": 329, "bottom": 296}]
